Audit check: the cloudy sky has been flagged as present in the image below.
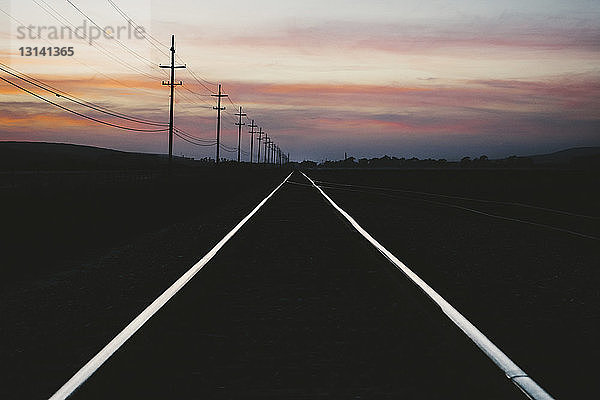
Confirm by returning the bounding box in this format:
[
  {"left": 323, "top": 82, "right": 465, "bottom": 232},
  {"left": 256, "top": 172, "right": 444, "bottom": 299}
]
[{"left": 1, "top": 0, "right": 599, "bottom": 161}]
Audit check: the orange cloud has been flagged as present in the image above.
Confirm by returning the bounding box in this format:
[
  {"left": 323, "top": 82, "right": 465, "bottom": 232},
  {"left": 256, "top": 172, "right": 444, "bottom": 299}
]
[
  {"left": 0, "top": 109, "right": 94, "bottom": 128},
  {"left": 258, "top": 83, "right": 430, "bottom": 96}
]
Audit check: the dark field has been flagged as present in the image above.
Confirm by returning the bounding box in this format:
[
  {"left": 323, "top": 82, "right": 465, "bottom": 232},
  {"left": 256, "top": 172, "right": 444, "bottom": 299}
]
[
  {"left": 1, "top": 167, "right": 286, "bottom": 284},
  {"left": 1, "top": 167, "right": 598, "bottom": 399},
  {"left": 307, "top": 168, "right": 600, "bottom": 399},
  {"left": 0, "top": 167, "right": 289, "bottom": 398}
]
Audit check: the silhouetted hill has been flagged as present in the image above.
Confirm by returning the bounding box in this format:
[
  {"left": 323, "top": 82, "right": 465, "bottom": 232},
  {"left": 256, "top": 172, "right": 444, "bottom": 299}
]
[
  {"left": 301, "top": 146, "right": 600, "bottom": 169},
  {"left": 528, "top": 147, "right": 600, "bottom": 167},
  {"left": 0, "top": 141, "right": 177, "bottom": 171}
]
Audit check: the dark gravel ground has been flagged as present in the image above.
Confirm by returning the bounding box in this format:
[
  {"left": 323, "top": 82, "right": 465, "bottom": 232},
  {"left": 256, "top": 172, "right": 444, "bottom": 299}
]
[
  {"left": 2, "top": 168, "right": 597, "bottom": 399},
  {"left": 0, "top": 168, "right": 288, "bottom": 399},
  {"left": 307, "top": 169, "right": 600, "bottom": 399},
  {"left": 73, "top": 171, "right": 520, "bottom": 399}
]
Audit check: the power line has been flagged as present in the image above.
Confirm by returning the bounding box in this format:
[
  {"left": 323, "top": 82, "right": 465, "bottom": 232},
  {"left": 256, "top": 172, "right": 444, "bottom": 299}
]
[
  {"left": 28, "top": 0, "right": 164, "bottom": 80},
  {"left": 65, "top": 0, "right": 163, "bottom": 71},
  {"left": 0, "top": 76, "right": 168, "bottom": 132},
  {"left": 106, "top": 0, "right": 170, "bottom": 57},
  {"left": 177, "top": 90, "right": 214, "bottom": 108},
  {"left": 219, "top": 144, "right": 237, "bottom": 153},
  {"left": 0, "top": 64, "right": 168, "bottom": 126},
  {"left": 2, "top": 5, "right": 282, "bottom": 165},
  {"left": 107, "top": 0, "right": 218, "bottom": 101},
  {"left": 185, "top": 68, "right": 217, "bottom": 93},
  {"left": 181, "top": 86, "right": 213, "bottom": 98},
  {"left": 0, "top": 7, "right": 162, "bottom": 96},
  {"left": 174, "top": 127, "right": 216, "bottom": 143},
  {"left": 174, "top": 131, "right": 216, "bottom": 147},
  {"left": 7, "top": 3, "right": 250, "bottom": 114}
]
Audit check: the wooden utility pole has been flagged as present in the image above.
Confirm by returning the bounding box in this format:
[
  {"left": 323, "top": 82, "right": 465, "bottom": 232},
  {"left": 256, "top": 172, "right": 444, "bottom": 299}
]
[
  {"left": 257, "top": 127, "right": 263, "bottom": 163},
  {"left": 248, "top": 119, "right": 257, "bottom": 163},
  {"left": 212, "top": 84, "right": 228, "bottom": 164},
  {"left": 159, "top": 35, "right": 185, "bottom": 174},
  {"left": 268, "top": 141, "right": 273, "bottom": 164},
  {"left": 264, "top": 135, "right": 269, "bottom": 164},
  {"left": 234, "top": 107, "right": 247, "bottom": 163}
]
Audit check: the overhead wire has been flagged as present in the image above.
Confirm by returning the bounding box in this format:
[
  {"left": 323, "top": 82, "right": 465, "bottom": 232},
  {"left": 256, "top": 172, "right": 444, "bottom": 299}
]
[
  {"left": 174, "top": 127, "right": 216, "bottom": 143},
  {"left": 219, "top": 145, "right": 238, "bottom": 153},
  {"left": 0, "top": 64, "right": 168, "bottom": 126},
  {"left": 5, "top": 1, "right": 279, "bottom": 158},
  {"left": 105, "top": 0, "right": 217, "bottom": 96},
  {"left": 65, "top": 0, "right": 165, "bottom": 73},
  {"left": 0, "top": 76, "right": 168, "bottom": 132},
  {"left": 184, "top": 68, "right": 217, "bottom": 93},
  {"left": 28, "top": 0, "right": 164, "bottom": 81},
  {"left": 181, "top": 86, "right": 212, "bottom": 97},
  {"left": 176, "top": 90, "right": 213, "bottom": 108},
  {"left": 106, "top": 0, "right": 170, "bottom": 57},
  {"left": 174, "top": 131, "right": 216, "bottom": 147},
  {"left": 103, "top": 2, "right": 253, "bottom": 135},
  {"left": 0, "top": 7, "right": 161, "bottom": 97}
]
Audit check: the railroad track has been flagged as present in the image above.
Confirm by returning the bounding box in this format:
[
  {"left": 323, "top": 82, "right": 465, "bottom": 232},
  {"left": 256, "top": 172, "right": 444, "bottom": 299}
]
[{"left": 41, "top": 171, "right": 570, "bottom": 399}]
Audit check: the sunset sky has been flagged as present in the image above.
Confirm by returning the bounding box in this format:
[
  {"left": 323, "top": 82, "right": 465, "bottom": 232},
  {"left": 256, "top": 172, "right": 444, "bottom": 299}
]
[{"left": 1, "top": 0, "right": 599, "bottom": 161}]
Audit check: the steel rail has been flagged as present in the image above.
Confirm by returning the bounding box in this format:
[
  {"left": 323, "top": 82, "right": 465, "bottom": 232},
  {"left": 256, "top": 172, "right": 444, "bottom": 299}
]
[
  {"left": 301, "top": 171, "right": 554, "bottom": 400},
  {"left": 49, "top": 172, "right": 293, "bottom": 400}
]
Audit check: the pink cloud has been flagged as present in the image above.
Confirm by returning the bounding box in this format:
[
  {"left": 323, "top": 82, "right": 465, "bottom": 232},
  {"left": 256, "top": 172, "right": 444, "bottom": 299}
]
[
  {"left": 200, "top": 16, "right": 600, "bottom": 55},
  {"left": 2, "top": 66, "right": 599, "bottom": 160}
]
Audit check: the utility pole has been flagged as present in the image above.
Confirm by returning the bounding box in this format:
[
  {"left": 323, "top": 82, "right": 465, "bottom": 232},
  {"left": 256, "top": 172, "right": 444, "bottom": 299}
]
[
  {"left": 159, "top": 35, "right": 185, "bottom": 175},
  {"left": 211, "top": 84, "right": 228, "bottom": 164},
  {"left": 234, "top": 107, "right": 247, "bottom": 163},
  {"left": 264, "top": 135, "right": 269, "bottom": 164},
  {"left": 264, "top": 138, "right": 268, "bottom": 164},
  {"left": 248, "top": 119, "right": 257, "bottom": 163},
  {"left": 257, "top": 127, "right": 263, "bottom": 164}
]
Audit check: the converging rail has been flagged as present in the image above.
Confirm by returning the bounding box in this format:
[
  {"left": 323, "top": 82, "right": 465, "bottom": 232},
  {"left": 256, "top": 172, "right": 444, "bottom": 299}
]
[
  {"left": 301, "top": 171, "right": 554, "bottom": 400},
  {"left": 49, "top": 173, "right": 293, "bottom": 400},
  {"left": 49, "top": 171, "right": 554, "bottom": 399}
]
